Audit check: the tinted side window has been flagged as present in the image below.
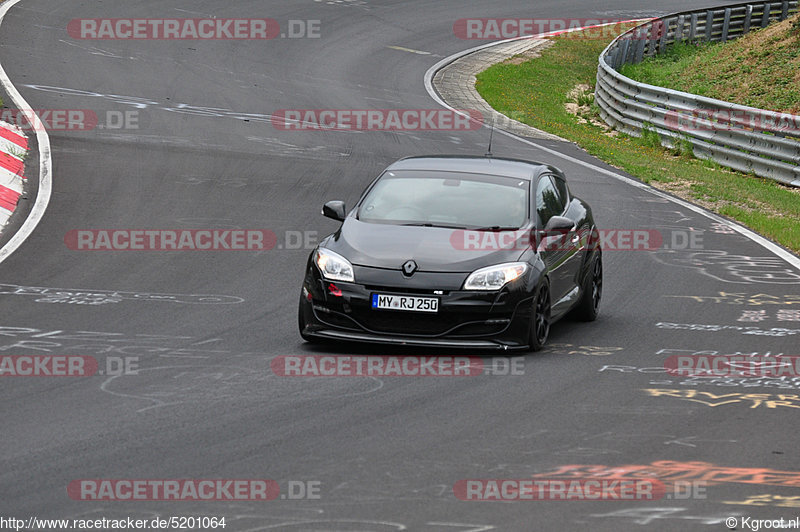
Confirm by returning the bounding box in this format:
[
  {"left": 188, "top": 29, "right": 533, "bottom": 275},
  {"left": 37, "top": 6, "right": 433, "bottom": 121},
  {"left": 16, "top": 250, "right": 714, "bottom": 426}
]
[
  {"left": 551, "top": 176, "right": 569, "bottom": 208},
  {"left": 535, "top": 176, "right": 563, "bottom": 226}
]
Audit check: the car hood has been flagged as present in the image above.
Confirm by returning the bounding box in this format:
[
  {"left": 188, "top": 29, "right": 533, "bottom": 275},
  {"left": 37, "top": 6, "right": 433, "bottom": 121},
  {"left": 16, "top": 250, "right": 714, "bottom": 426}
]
[{"left": 323, "top": 218, "right": 530, "bottom": 272}]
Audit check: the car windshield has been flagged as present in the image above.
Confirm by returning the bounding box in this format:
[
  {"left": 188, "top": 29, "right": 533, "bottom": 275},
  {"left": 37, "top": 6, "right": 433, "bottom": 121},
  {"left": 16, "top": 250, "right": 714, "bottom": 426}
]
[{"left": 357, "top": 170, "right": 529, "bottom": 229}]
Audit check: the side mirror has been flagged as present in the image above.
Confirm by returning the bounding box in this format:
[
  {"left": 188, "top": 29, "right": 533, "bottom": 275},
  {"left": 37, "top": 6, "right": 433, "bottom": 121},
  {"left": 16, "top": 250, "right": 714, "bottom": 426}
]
[
  {"left": 322, "top": 200, "right": 346, "bottom": 222},
  {"left": 537, "top": 216, "right": 575, "bottom": 251},
  {"left": 544, "top": 215, "right": 574, "bottom": 233}
]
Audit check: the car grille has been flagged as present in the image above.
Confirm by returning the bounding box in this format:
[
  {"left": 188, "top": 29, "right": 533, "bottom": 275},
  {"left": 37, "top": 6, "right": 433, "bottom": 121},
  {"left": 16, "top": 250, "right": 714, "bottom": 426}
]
[
  {"left": 363, "top": 285, "right": 449, "bottom": 295},
  {"left": 315, "top": 305, "right": 510, "bottom": 337}
]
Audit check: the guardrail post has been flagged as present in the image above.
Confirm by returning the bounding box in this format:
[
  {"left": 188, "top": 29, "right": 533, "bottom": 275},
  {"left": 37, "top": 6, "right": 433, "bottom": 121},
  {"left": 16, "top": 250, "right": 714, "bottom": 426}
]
[
  {"left": 704, "top": 11, "right": 714, "bottom": 40},
  {"left": 675, "top": 15, "right": 685, "bottom": 42},
  {"left": 634, "top": 29, "right": 646, "bottom": 63},
  {"left": 722, "top": 8, "right": 732, "bottom": 41},
  {"left": 689, "top": 13, "right": 699, "bottom": 41},
  {"left": 761, "top": 3, "right": 772, "bottom": 26},
  {"left": 743, "top": 4, "right": 753, "bottom": 33},
  {"left": 658, "top": 17, "right": 672, "bottom": 52},
  {"left": 618, "top": 38, "right": 631, "bottom": 66},
  {"left": 648, "top": 20, "right": 660, "bottom": 56}
]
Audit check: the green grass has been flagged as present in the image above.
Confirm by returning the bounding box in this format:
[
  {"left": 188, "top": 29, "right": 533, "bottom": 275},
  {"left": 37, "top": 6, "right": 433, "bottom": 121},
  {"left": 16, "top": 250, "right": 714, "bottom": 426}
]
[
  {"left": 620, "top": 14, "right": 800, "bottom": 113},
  {"left": 620, "top": 42, "right": 722, "bottom": 97},
  {"left": 475, "top": 29, "right": 800, "bottom": 253}
]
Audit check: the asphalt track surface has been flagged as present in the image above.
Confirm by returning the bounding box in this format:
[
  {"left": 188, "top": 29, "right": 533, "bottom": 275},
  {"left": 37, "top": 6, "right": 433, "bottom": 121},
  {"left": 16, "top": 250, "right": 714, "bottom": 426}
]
[{"left": 1, "top": 0, "right": 800, "bottom": 530}]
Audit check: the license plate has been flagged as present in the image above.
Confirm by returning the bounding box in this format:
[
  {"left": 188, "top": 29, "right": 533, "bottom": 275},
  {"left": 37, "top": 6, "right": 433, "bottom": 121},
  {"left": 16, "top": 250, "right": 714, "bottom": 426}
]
[{"left": 371, "top": 293, "right": 439, "bottom": 313}]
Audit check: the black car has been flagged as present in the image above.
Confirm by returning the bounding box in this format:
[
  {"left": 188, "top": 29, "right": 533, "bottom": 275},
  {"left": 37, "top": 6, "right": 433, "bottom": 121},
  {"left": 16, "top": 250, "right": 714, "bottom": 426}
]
[{"left": 298, "top": 155, "right": 602, "bottom": 351}]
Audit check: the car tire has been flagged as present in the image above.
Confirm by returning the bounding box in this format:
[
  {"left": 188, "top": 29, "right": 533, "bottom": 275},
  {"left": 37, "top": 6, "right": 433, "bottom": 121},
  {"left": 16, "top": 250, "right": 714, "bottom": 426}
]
[
  {"left": 573, "top": 251, "right": 602, "bottom": 322},
  {"left": 528, "top": 279, "right": 551, "bottom": 352}
]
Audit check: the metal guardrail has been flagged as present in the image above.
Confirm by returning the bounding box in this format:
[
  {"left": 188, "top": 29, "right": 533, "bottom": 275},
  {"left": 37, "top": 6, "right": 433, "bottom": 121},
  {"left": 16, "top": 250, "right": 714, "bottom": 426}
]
[{"left": 595, "top": 1, "right": 800, "bottom": 186}]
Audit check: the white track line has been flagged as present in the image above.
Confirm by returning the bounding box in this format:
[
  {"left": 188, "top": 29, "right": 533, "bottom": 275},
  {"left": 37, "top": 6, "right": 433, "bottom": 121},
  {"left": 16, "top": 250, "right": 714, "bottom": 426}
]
[
  {"left": 0, "top": 0, "right": 52, "bottom": 265},
  {"left": 423, "top": 26, "right": 800, "bottom": 272}
]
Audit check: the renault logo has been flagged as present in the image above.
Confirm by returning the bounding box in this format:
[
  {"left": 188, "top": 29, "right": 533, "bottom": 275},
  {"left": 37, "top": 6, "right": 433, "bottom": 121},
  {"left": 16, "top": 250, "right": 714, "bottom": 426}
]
[{"left": 402, "top": 260, "right": 418, "bottom": 276}]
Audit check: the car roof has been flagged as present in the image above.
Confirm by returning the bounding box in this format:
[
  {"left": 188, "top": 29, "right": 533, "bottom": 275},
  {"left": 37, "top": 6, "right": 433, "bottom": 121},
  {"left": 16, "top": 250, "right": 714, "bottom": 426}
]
[{"left": 385, "top": 155, "right": 563, "bottom": 181}]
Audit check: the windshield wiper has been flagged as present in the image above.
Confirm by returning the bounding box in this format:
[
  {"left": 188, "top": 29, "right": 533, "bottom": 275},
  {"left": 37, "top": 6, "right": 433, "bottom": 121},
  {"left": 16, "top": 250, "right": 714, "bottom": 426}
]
[
  {"left": 468, "top": 226, "right": 522, "bottom": 231},
  {"left": 401, "top": 222, "right": 470, "bottom": 229}
]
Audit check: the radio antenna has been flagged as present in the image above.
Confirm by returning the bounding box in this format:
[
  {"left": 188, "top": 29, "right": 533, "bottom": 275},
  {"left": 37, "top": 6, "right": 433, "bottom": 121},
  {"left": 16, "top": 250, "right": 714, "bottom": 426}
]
[{"left": 485, "top": 115, "right": 494, "bottom": 158}]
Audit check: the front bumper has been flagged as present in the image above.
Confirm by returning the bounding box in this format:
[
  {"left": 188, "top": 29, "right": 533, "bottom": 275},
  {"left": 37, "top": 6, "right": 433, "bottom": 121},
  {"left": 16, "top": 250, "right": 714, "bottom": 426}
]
[{"left": 299, "top": 265, "right": 534, "bottom": 350}]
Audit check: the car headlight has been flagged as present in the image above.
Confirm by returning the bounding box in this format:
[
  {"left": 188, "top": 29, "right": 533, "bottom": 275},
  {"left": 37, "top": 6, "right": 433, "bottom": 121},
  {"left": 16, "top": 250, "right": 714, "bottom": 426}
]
[
  {"left": 464, "top": 262, "right": 528, "bottom": 290},
  {"left": 315, "top": 248, "right": 354, "bottom": 282}
]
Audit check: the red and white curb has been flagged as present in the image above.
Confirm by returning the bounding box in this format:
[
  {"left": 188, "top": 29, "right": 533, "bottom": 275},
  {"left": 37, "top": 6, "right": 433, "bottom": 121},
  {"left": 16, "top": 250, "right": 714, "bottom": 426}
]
[
  {"left": 0, "top": 0, "right": 52, "bottom": 266},
  {"left": 0, "top": 119, "right": 27, "bottom": 228}
]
